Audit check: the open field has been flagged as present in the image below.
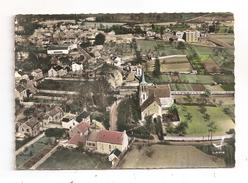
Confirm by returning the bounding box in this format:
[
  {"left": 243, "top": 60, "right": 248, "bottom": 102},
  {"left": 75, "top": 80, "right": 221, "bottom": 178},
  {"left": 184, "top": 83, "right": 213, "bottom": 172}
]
[
  {"left": 179, "top": 74, "right": 215, "bottom": 84},
  {"left": 209, "top": 34, "right": 234, "bottom": 46},
  {"left": 119, "top": 144, "right": 225, "bottom": 168},
  {"left": 16, "top": 136, "right": 55, "bottom": 169},
  {"left": 37, "top": 148, "right": 111, "bottom": 170},
  {"left": 137, "top": 39, "right": 185, "bottom": 55},
  {"left": 174, "top": 95, "right": 234, "bottom": 105},
  {"left": 143, "top": 55, "right": 192, "bottom": 73},
  {"left": 177, "top": 105, "right": 235, "bottom": 136},
  {"left": 170, "top": 83, "right": 205, "bottom": 91}
]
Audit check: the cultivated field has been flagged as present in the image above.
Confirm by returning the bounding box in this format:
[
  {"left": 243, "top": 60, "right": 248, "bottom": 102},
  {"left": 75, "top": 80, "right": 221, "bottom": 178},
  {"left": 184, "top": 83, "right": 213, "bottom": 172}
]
[
  {"left": 16, "top": 136, "right": 55, "bottom": 169},
  {"left": 170, "top": 83, "right": 205, "bottom": 91},
  {"left": 119, "top": 144, "right": 225, "bottom": 168},
  {"left": 37, "top": 148, "right": 111, "bottom": 170},
  {"left": 209, "top": 34, "right": 234, "bottom": 46},
  {"left": 177, "top": 105, "right": 235, "bottom": 136},
  {"left": 136, "top": 39, "right": 185, "bottom": 55},
  {"left": 144, "top": 55, "right": 193, "bottom": 73}
]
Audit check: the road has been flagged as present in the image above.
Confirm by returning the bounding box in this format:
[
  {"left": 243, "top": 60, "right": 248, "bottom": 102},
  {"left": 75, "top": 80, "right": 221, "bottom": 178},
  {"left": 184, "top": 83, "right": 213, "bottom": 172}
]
[{"left": 109, "top": 99, "right": 121, "bottom": 131}]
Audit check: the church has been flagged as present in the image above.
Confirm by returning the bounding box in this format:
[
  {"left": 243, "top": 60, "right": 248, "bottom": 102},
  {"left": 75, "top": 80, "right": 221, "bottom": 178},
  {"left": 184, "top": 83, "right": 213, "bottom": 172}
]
[{"left": 139, "top": 73, "right": 174, "bottom": 121}]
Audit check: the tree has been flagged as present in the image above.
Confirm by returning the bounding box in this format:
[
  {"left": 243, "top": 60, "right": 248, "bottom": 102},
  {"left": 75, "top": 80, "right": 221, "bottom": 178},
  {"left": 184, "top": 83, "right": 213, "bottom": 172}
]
[
  {"left": 168, "top": 104, "right": 177, "bottom": 114},
  {"left": 45, "top": 128, "right": 65, "bottom": 139},
  {"left": 153, "top": 57, "right": 161, "bottom": 77},
  {"left": 207, "top": 121, "right": 217, "bottom": 141},
  {"left": 95, "top": 33, "right": 106, "bottom": 45},
  {"left": 175, "top": 121, "right": 188, "bottom": 135},
  {"left": 145, "top": 115, "right": 155, "bottom": 135}
]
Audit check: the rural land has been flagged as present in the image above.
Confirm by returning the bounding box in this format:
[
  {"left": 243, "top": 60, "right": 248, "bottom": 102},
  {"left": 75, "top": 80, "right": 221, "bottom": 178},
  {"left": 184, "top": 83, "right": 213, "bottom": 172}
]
[{"left": 14, "top": 13, "right": 235, "bottom": 169}]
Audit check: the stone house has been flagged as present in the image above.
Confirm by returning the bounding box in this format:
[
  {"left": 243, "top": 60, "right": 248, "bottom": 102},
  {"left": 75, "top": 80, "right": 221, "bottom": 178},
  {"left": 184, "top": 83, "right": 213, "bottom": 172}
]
[
  {"left": 18, "top": 117, "right": 41, "bottom": 137},
  {"left": 31, "top": 69, "right": 43, "bottom": 81}
]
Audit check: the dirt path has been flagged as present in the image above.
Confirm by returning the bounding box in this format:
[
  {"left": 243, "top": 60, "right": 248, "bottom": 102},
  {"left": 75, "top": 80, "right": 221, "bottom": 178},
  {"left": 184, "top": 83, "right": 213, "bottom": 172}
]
[{"left": 109, "top": 99, "right": 121, "bottom": 131}]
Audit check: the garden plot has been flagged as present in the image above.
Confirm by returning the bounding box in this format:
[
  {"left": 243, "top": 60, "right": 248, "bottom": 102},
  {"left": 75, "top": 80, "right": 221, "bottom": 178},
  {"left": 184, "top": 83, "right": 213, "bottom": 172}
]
[
  {"left": 37, "top": 148, "right": 111, "bottom": 170},
  {"left": 119, "top": 144, "right": 225, "bottom": 168}
]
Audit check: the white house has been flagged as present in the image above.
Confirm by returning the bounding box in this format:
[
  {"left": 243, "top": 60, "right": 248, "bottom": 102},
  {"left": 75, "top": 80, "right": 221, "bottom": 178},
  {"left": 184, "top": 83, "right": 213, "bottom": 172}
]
[
  {"left": 48, "top": 65, "right": 67, "bottom": 77},
  {"left": 61, "top": 114, "right": 78, "bottom": 130},
  {"left": 72, "top": 62, "right": 83, "bottom": 73}
]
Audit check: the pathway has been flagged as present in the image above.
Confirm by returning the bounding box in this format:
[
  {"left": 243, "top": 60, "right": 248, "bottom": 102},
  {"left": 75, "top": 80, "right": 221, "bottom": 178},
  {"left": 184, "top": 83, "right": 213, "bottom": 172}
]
[{"left": 109, "top": 99, "right": 122, "bottom": 131}]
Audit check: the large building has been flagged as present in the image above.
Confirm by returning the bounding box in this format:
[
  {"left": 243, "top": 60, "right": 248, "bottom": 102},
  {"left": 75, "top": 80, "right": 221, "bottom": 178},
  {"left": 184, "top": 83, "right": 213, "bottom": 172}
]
[
  {"left": 65, "top": 122, "right": 129, "bottom": 155},
  {"left": 184, "top": 30, "right": 200, "bottom": 42},
  {"left": 139, "top": 73, "right": 174, "bottom": 121}
]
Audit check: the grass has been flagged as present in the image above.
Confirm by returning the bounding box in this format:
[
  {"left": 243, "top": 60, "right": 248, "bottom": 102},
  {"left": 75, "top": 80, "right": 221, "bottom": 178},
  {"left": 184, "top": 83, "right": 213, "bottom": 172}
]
[
  {"left": 119, "top": 144, "right": 225, "bottom": 168},
  {"left": 177, "top": 105, "right": 235, "bottom": 136},
  {"left": 170, "top": 83, "right": 205, "bottom": 91},
  {"left": 136, "top": 39, "right": 185, "bottom": 56},
  {"left": 179, "top": 74, "right": 215, "bottom": 84},
  {"left": 16, "top": 136, "right": 55, "bottom": 169},
  {"left": 213, "top": 75, "right": 234, "bottom": 84},
  {"left": 221, "top": 83, "right": 235, "bottom": 91},
  {"left": 37, "top": 148, "right": 111, "bottom": 170}
]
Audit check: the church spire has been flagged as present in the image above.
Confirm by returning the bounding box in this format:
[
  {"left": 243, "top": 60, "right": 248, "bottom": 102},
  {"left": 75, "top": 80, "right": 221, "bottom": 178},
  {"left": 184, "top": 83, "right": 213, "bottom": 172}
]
[{"left": 140, "top": 71, "right": 147, "bottom": 85}]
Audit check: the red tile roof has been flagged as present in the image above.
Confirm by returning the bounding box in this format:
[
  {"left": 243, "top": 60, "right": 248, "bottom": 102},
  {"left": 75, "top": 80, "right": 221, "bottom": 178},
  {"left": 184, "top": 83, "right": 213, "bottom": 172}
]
[
  {"left": 96, "top": 130, "right": 124, "bottom": 145},
  {"left": 75, "top": 122, "right": 90, "bottom": 133},
  {"left": 67, "top": 134, "right": 81, "bottom": 145}
]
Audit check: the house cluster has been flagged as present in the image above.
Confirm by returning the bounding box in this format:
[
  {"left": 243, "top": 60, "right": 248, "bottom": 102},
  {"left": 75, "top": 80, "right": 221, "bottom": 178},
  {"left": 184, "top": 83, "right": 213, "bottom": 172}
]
[
  {"left": 16, "top": 105, "right": 64, "bottom": 138},
  {"left": 15, "top": 70, "right": 43, "bottom": 102},
  {"left": 64, "top": 120, "right": 129, "bottom": 156}
]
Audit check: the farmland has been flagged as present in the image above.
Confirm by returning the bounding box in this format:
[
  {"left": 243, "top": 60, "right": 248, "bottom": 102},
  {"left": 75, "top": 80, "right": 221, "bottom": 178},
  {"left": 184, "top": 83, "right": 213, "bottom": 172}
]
[
  {"left": 143, "top": 55, "right": 193, "bottom": 73},
  {"left": 177, "top": 105, "right": 235, "bottom": 136},
  {"left": 119, "top": 144, "right": 225, "bottom": 168},
  {"left": 37, "top": 148, "right": 111, "bottom": 170},
  {"left": 136, "top": 39, "right": 186, "bottom": 56},
  {"left": 170, "top": 83, "right": 205, "bottom": 91},
  {"left": 209, "top": 34, "right": 234, "bottom": 46},
  {"left": 16, "top": 136, "right": 56, "bottom": 169}
]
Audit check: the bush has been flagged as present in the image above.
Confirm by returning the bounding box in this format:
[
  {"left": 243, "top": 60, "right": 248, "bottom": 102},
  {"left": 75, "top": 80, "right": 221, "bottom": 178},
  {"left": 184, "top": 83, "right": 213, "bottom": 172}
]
[{"left": 45, "top": 128, "right": 65, "bottom": 139}]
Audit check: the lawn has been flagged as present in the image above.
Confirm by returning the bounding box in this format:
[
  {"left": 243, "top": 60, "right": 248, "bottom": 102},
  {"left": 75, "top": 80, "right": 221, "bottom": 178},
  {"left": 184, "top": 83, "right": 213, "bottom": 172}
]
[
  {"left": 136, "top": 39, "right": 185, "bottom": 56},
  {"left": 16, "top": 136, "right": 55, "bottom": 169},
  {"left": 119, "top": 144, "right": 225, "bottom": 168},
  {"left": 177, "top": 105, "right": 235, "bottom": 136},
  {"left": 37, "top": 148, "right": 111, "bottom": 170}
]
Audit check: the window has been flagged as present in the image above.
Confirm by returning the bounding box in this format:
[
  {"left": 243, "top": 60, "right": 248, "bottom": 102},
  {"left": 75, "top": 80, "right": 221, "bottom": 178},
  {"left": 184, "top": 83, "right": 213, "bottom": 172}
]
[
  {"left": 143, "top": 94, "right": 145, "bottom": 100},
  {"left": 109, "top": 145, "right": 111, "bottom": 151}
]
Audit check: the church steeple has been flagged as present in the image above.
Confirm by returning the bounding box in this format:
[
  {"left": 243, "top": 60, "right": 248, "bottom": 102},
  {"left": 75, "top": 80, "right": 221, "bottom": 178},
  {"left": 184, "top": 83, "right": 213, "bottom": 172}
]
[{"left": 140, "top": 71, "right": 147, "bottom": 85}]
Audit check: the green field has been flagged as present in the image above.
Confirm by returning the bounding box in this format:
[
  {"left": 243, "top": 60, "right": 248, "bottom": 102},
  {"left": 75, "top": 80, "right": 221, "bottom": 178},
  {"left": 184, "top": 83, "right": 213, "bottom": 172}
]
[
  {"left": 177, "top": 105, "right": 235, "bottom": 136},
  {"left": 192, "top": 46, "right": 214, "bottom": 56},
  {"left": 16, "top": 136, "right": 55, "bottom": 169},
  {"left": 179, "top": 74, "right": 215, "bottom": 84},
  {"left": 38, "top": 148, "right": 111, "bottom": 170},
  {"left": 136, "top": 39, "right": 185, "bottom": 56},
  {"left": 209, "top": 34, "right": 234, "bottom": 46},
  {"left": 119, "top": 144, "right": 225, "bottom": 168}
]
